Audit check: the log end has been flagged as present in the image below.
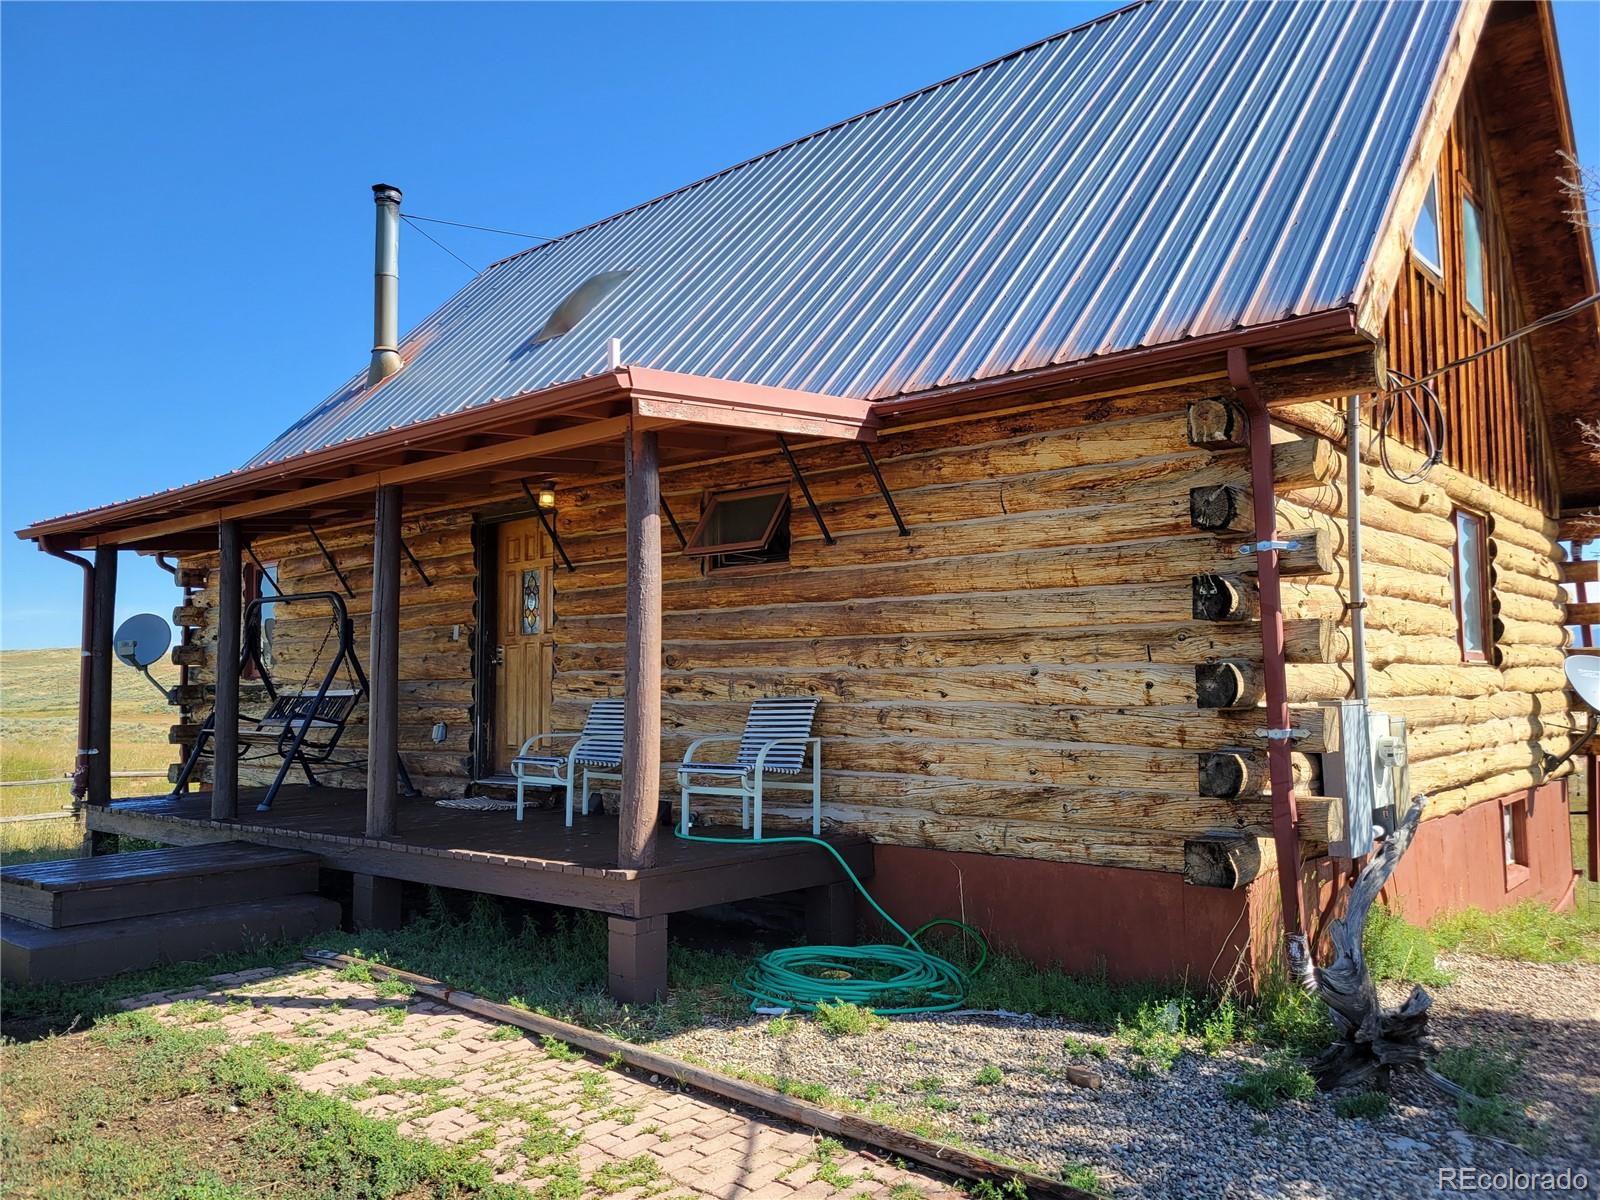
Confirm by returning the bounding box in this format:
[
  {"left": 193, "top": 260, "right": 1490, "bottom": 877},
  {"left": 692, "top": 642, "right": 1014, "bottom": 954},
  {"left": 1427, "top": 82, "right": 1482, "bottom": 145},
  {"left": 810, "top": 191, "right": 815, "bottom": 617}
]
[
  {"left": 1192, "top": 574, "right": 1252, "bottom": 622},
  {"left": 1195, "top": 660, "right": 1254, "bottom": 708},
  {"left": 1190, "top": 485, "right": 1248, "bottom": 532},
  {"left": 1187, "top": 397, "right": 1247, "bottom": 448},
  {"left": 1198, "top": 750, "right": 1250, "bottom": 798},
  {"left": 1184, "top": 833, "right": 1268, "bottom": 888}
]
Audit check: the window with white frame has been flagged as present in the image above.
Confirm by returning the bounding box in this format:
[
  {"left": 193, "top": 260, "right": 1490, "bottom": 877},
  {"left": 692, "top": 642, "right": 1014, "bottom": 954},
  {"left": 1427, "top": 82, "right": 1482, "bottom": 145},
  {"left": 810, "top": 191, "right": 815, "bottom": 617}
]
[
  {"left": 1452, "top": 510, "right": 1490, "bottom": 662},
  {"left": 1412, "top": 175, "right": 1442, "bottom": 275},
  {"left": 1461, "top": 192, "right": 1487, "bottom": 317}
]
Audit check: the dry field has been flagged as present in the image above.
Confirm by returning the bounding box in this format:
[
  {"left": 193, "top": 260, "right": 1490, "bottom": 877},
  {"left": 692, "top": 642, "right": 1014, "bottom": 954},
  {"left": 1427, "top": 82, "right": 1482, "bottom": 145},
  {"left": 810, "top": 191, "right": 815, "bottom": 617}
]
[{"left": 0, "top": 646, "right": 179, "bottom": 862}]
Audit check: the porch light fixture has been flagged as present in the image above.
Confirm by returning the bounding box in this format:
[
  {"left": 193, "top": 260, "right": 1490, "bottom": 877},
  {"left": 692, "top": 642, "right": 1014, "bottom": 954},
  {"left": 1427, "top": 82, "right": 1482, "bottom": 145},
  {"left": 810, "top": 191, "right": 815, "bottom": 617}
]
[{"left": 536, "top": 486, "right": 557, "bottom": 511}]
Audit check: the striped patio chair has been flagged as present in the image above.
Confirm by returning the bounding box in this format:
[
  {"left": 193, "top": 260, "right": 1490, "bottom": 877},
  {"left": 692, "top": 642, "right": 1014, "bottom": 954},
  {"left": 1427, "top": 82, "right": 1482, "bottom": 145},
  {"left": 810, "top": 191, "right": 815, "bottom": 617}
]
[
  {"left": 676, "top": 697, "right": 822, "bottom": 839},
  {"left": 512, "top": 698, "right": 625, "bottom": 824}
]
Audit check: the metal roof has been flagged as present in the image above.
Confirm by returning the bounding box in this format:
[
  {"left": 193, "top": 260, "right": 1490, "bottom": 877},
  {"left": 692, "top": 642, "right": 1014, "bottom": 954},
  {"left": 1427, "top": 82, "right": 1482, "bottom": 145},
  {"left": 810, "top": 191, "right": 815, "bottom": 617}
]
[{"left": 248, "top": 0, "right": 1462, "bottom": 469}]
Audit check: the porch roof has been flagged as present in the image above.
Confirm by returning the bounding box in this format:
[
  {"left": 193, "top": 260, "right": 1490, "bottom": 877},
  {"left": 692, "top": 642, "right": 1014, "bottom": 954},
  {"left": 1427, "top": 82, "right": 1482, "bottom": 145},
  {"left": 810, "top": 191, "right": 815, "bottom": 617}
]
[{"left": 16, "top": 366, "right": 878, "bottom": 552}]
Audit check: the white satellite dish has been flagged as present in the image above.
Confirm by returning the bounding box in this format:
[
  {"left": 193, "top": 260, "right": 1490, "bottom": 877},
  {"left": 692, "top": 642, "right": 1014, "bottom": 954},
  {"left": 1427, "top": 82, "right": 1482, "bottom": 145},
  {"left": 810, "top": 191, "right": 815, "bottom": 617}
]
[
  {"left": 113, "top": 613, "right": 172, "bottom": 670},
  {"left": 1567, "top": 656, "right": 1600, "bottom": 712}
]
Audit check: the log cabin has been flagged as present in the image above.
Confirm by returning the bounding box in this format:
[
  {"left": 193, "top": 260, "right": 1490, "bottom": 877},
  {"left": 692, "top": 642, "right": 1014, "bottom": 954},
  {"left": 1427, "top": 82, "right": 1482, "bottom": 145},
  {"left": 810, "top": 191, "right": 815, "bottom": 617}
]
[{"left": 11, "top": 0, "right": 1599, "bottom": 997}]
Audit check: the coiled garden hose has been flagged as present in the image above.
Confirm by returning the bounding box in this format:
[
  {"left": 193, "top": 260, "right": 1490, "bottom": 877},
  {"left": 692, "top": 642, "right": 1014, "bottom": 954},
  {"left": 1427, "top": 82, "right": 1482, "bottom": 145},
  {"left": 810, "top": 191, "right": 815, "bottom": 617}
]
[{"left": 675, "top": 828, "right": 987, "bottom": 1015}]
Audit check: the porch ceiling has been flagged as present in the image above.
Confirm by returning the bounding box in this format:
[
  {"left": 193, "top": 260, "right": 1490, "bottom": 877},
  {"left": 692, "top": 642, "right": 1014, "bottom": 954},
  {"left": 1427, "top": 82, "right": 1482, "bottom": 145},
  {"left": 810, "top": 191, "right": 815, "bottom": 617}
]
[{"left": 17, "top": 367, "right": 879, "bottom": 552}]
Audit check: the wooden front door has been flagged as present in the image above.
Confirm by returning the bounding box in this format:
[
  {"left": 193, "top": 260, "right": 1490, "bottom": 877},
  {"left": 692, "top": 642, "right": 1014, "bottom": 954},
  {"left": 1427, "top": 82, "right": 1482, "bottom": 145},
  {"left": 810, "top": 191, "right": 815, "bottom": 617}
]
[{"left": 494, "top": 517, "right": 554, "bottom": 773}]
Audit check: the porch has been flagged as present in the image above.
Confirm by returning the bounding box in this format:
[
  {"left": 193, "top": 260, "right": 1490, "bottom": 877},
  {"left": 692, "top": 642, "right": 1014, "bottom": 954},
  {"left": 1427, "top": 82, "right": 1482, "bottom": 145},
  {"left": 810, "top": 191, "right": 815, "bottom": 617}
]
[{"left": 87, "top": 786, "right": 872, "bottom": 1000}]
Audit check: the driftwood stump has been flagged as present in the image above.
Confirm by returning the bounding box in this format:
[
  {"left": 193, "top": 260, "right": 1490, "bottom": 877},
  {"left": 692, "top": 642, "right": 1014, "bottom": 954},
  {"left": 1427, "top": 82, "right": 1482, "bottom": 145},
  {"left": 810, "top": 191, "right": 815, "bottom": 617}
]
[{"left": 1287, "top": 797, "right": 1462, "bottom": 1097}]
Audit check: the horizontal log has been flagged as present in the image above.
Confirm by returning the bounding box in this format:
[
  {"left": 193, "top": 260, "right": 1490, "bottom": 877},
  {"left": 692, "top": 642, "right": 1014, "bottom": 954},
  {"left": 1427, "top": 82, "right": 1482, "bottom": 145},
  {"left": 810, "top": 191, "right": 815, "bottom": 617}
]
[
  {"left": 1491, "top": 643, "right": 1566, "bottom": 671},
  {"left": 558, "top": 664, "right": 1202, "bottom": 707},
  {"left": 1567, "top": 601, "right": 1600, "bottom": 627},
  {"left": 554, "top": 699, "right": 1333, "bottom": 755},
  {"left": 1492, "top": 615, "right": 1569, "bottom": 648},
  {"left": 1491, "top": 589, "right": 1566, "bottom": 626},
  {"left": 558, "top": 584, "right": 1205, "bottom": 644},
  {"left": 1424, "top": 757, "right": 1575, "bottom": 821},
  {"left": 1486, "top": 512, "right": 1561, "bottom": 559},
  {"left": 1562, "top": 560, "right": 1600, "bottom": 584},
  {"left": 1286, "top": 583, "right": 1458, "bottom": 639},
  {"left": 174, "top": 566, "right": 210, "bottom": 589},
  {"left": 1488, "top": 536, "right": 1561, "bottom": 586},
  {"left": 555, "top": 620, "right": 1330, "bottom": 674},
  {"left": 1276, "top": 402, "right": 1555, "bottom": 536}
]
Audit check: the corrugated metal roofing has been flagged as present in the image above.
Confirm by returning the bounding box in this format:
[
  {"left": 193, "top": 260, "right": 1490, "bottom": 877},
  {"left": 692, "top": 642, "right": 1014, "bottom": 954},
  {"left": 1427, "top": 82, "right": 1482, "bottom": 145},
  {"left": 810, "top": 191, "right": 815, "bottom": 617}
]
[{"left": 248, "top": 0, "right": 1463, "bottom": 468}]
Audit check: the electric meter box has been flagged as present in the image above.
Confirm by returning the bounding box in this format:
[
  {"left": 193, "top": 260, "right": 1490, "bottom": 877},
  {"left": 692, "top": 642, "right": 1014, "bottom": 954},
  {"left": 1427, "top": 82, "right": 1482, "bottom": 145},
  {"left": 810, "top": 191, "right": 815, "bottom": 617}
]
[{"left": 1321, "top": 702, "right": 1409, "bottom": 858}]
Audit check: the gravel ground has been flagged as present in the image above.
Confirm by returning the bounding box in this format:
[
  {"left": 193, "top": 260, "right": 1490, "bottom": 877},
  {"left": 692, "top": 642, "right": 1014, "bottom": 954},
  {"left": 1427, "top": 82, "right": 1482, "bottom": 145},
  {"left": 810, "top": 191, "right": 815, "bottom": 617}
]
[{"left": 658, "top": 953, "right": 1599, "bottom": 1198}]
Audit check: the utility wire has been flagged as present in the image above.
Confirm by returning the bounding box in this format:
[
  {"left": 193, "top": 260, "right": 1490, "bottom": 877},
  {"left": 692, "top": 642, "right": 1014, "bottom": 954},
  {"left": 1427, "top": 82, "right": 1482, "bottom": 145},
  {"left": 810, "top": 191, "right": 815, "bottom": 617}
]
[
  {"left": 400, "top": 215, "right": 479, "bottom": 275},
  {"left": 400, "top": 212, "right": 555, "bottom": 242},
  {"left": 1383, "top": 290, "right": 1600, "bottom": 393}
]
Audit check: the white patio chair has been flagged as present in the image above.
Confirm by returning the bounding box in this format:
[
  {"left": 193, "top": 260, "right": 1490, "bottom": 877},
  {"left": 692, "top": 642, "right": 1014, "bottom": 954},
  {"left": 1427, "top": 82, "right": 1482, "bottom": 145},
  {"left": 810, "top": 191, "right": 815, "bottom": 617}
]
[
  {"left": 676, "top": 697, "right": 822, "bottom": 838},
  {"left": 511, "top": 698, "right": 625, "bottom": 824}
]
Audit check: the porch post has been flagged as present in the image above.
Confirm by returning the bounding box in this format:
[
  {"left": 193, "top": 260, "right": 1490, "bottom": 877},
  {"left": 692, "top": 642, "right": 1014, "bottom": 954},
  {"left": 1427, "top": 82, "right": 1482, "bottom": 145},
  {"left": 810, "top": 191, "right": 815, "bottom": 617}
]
[
  {"left": 619, "top": 422, "right": 661, "bottom": 869},
  {"left": 213, "top": 520, "right": 241, "bottom": 819},
  {"left": 86, "top": 547, "right": 118, "bottom": 850},
  {"left": 366, "top": 484, "right": 402, "bottom": 838}
]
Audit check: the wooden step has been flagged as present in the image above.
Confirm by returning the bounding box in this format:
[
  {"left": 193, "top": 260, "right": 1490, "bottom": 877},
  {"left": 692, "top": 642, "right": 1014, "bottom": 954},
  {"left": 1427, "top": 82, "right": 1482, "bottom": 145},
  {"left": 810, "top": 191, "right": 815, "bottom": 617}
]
[
  {"left": 1, "top": 894, "right": 340, "bottom": 984},
  {"left": 1, "top": 842, "right": 320, "bottom": 929}
]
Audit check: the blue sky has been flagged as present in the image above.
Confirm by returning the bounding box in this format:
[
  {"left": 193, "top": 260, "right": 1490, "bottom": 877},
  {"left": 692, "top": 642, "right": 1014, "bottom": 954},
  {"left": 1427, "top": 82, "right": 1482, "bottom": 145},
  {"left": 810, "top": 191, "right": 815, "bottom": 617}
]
[{"left": 3, "top": 1, "right": 1598, "bottom": 650}]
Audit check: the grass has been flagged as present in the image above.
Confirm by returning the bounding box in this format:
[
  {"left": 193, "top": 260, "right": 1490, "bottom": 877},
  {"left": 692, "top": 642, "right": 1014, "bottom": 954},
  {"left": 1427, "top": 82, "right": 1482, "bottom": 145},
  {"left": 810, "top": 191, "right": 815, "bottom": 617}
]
[
  {"left": 814, "top": 1000, "right": 886, "bottom": 1037},
  {"left": 1, "top": 645, "right": 179, "bottom": 864},
  {"left": 1223, "top": 1060, "right": 1316, "bottom": 1113},
  {"left": 1434, "top": 1044, "right": 1547, "bottom": 1150},
  {"left": 1333, "top": 1090, "right": 1391, "bottom": 1120},
  {"left": 1431, "top": 894, "right": 1600, "bottom": 964},
  {"left": 1364, "top": 905, "right": 1453, "bottom": 986},
  {"left": 972, "top": 1064, "right": 1003, "bottom": 1086},
  {"left": 1, "top": 1009, "right": 531, "bottom": 1199}
]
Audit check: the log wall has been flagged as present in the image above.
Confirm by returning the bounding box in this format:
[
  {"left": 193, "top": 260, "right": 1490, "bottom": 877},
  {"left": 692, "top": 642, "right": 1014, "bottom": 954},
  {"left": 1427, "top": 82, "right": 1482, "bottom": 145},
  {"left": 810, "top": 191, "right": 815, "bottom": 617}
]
[{"left": 174, "top": 373, "right": 1361, "bottom": 875}]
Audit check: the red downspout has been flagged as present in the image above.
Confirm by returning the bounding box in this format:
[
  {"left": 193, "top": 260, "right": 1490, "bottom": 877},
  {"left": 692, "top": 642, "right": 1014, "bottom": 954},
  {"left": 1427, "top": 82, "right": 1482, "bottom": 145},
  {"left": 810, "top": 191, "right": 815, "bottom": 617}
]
[
  {"left": 43, "top": 543, "right": 95, "bottom": 804},
  {"left": 1228, "top": 348, "right": 1305, "bottom": 941}
]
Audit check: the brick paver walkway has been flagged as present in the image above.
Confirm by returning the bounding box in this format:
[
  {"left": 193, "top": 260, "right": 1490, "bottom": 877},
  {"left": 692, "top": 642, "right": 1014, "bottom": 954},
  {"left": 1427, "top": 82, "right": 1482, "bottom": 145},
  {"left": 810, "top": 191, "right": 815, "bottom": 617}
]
[{"left": 120, "top": 963, "right": 964, "bottom": 1199}]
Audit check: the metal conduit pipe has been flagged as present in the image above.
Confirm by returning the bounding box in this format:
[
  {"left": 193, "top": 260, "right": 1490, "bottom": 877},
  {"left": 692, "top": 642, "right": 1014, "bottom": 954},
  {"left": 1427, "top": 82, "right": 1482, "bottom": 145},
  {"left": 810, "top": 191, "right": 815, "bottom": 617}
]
[
  {"left": 1346, "top": 395, "right": 1370, "bottom": 706},
  {"left": 1228, "top": 347, "right": 1306, "bottom": 941},
  {"left": 43, "top": 544, "right": 95, "bottom": 803}
]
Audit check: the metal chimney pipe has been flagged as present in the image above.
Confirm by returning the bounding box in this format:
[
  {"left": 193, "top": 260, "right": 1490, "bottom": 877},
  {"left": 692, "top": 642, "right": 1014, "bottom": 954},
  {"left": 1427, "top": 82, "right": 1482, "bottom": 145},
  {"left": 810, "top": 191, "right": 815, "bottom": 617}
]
[{"left": 368, "top": 183, "right": 403, "bottom": 386}]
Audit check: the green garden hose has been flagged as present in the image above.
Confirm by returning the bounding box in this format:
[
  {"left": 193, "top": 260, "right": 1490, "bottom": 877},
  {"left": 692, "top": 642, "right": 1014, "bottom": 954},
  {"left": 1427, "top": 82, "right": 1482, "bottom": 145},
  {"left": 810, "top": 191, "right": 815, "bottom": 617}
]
[{"left": 675, "top": 828, "right": 987, "bottom": 1015}]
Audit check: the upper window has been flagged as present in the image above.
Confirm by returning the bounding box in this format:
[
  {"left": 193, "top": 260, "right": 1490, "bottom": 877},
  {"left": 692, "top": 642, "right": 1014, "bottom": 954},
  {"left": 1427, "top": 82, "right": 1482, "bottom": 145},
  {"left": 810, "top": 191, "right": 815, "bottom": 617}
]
[
  {"left": 1452, "top": 510, "right": 1490, "bottom": 662},
  {"left": 1412, "top": 175, "right": 1442, "bottom": 275},
  {"left": 685, "top": 486, "right": 791, "bottom": 571},
  {"left": 1461, "top": 193, "right": 1487, "bottom": 317}
]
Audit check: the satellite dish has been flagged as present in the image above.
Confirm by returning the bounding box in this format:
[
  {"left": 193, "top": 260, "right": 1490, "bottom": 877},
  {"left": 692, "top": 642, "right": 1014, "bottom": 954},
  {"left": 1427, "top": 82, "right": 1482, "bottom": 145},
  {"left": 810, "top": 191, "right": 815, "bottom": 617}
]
[
  {"left": 113, "top": 613, "right": 172, "bottom": 669},
  {"left": 1567, "top": 656, "right": 1600, "bottom": 711}
]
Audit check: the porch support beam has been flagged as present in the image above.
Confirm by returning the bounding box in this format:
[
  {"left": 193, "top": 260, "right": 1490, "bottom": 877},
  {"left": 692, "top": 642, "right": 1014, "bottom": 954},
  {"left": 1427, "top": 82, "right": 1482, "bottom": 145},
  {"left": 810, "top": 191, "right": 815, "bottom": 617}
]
[
  {"left": 87, "top": 546, "right": 118, "bottom": 824},
  {"left": 213, "top": 521, "right": 241, "bottom": 820},
  {"left": 619, "top": 422, "right": 662, "bottom": 869},
  {"left": 366, "top": 485, "right": 402, "bottom": 839}
]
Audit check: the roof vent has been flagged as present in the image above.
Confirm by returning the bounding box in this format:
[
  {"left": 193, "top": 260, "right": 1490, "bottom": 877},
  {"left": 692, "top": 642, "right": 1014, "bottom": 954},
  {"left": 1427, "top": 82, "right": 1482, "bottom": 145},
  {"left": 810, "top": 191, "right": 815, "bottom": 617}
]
[{"left": 530, "top": 269, "right": 633, "bottom": 345}]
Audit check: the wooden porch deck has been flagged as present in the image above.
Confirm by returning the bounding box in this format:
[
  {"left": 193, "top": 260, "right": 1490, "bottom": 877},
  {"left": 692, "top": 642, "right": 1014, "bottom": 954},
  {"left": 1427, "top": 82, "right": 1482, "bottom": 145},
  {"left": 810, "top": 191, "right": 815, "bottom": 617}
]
[{"left": 86, "top": 787, "right": 872, "bottom": 922}]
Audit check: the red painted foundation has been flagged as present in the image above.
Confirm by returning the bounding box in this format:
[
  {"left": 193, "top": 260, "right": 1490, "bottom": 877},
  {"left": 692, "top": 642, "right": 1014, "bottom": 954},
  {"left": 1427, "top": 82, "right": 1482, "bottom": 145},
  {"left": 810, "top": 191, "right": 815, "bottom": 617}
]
[{"left": 866, "top": 783, "right": 1576, "bottom": 988}]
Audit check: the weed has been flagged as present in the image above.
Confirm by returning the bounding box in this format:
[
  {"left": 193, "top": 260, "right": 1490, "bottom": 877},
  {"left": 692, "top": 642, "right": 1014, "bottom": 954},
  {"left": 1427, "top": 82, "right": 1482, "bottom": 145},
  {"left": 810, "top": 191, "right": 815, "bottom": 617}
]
[
  {"left": 1333, "top": 1091, "right": 1391, "bottom": 1120},
  {"left": 1364, "top": 907, "right": 1453, "bottom": 987},
  {"left": 374, "top": 1004, "right": 407, "bottom": 1027},
  {"left": 540, "top": 1035, "right": 581, "bottom": 1062},
  {"left": 374, "top": 977, "right": 415, "bottom": 1000},
  {"left": 489, "top": 1024, "right": 523, "bottom": 1042},
  {"left": 1116, "top": 1001, "right": 1184, "bottom": 1074},
  {"left": 1223, "top": 1060, "right": 1315, "bottom": 1112},
  {"left": 590, "top": 1153, "right": 660, "bottom": 1194},
  {"left": 888, "top": 1186, "right": 926, "bottom": 1200},
  {"left": 970, "top": 1112, "right": 991, "bottom": 1126},
  {"left": 815, "top": 1001, "right": 886, "bottom": 1037},
  {"left": 767, "top": 1014, "right": 796, "bottom": 1038},
  {"left": 518, "top": 1114, "right": 580, "bottom": 1164},
  {"left": 973, "top": 1064, "right": 1003, "bottom": 1086},
  {"left": 1200, "top": 1001, "right": 1238, "bottom": 1054},
  {"left": 1061, "top": 1163, "right": 1107, "bottom": 1196},
  {"left": 1436, "top": 1044, "right": 1545, "bottom": 1150},
  {"left": 811, "top": 1137, "right": 857, "bottom": 1190},
  {"left": 1431, "top": 895, "right": 1600, "bottom": 964},
  {"left": 576, "top": 1070, "right": 612, "bottom": 1109},
  {"left": 1062, "top": 1035, "right": 1109, "bottom": 1061},
  {"left": 1436, "top": 1044, "right": 1522, "bottom": 1099}
]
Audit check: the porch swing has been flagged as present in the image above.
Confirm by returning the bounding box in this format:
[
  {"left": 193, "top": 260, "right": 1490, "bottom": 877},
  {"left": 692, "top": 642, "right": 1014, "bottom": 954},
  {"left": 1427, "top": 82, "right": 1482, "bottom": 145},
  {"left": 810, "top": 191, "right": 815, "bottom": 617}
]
[{"left": 168, "top": 590, "right": 416, "bottom": 813}]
